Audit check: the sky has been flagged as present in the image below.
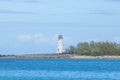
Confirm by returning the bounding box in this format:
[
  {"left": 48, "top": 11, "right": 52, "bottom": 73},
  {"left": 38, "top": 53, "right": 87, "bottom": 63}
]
[{"left": 0, "top": 0, "right": 120, "bottom": 54}]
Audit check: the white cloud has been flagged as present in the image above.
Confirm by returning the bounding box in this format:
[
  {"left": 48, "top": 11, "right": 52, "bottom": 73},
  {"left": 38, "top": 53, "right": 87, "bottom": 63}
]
[
  {"left": 17, "top": 33, "right": 56, "bottom": 44},
  {"left": 18, "top": 34, "right": 32, "bottom": 41},
  {"left": 33, "top": 33, "right": 43, "bottom": 38}
]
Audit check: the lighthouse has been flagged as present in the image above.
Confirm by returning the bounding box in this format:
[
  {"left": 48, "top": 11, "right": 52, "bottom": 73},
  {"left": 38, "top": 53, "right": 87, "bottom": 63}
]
[{"left": 57, "top": 35, "right": 64, "bottom": 54}]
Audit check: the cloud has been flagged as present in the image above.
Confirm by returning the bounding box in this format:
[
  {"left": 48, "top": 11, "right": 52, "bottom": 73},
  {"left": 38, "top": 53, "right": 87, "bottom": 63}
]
[
  {"left": 17, "top": 33, "right": 56, "bottom": 43},
  {"left": 90, "top": 10, "right": 113, "bottom": 15},
  {"left": 0, "top": 9, "right": 35, "bottom": 14},
  {"left": 33, "top": 33, "right": 43, "bottom": 38},
  {"left": 18, "top": 34, "right": 32, "bottom": 41},
  {"left": 33, "top": 34, "right": 51, "bottom": 43}
]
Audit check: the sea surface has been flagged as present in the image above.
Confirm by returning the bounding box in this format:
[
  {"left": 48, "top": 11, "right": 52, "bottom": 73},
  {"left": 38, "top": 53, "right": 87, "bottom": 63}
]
[{"left": 0, "top": 58, "right": 120, "bottom": 80}]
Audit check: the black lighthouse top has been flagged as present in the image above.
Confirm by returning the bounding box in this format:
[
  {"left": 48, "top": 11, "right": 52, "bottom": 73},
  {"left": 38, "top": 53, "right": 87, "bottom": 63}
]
[{"left": 58, "top": 35, "right": 63, "bottom": 39}]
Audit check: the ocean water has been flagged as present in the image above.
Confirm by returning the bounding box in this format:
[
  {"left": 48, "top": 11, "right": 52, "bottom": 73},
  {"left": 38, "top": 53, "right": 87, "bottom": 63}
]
[{"left": 0, "top": 58, "right": 120, "bottom": 80}]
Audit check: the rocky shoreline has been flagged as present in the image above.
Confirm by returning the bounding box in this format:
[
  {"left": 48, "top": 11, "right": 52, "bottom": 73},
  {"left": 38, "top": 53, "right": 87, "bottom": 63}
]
[
  {"left": 0, "top": 54, "right": 120, "bottom": 59},
  {"left": 0, "top": 54, "right": 73, "bottom": 58}
]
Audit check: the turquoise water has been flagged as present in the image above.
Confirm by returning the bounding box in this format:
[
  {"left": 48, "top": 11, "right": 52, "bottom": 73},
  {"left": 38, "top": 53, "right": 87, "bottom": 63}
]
[{"left": 0, "top": 58, "right": 120, "bottom": 80}]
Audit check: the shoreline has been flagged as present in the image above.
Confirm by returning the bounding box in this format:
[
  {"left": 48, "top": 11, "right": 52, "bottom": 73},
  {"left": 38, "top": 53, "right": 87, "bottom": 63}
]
[
  {"left": 71, "top": 55, "right": 120, "bottom": 59},
  {"left": 1, "top": 54, "right": 120, "bottom": 59}
]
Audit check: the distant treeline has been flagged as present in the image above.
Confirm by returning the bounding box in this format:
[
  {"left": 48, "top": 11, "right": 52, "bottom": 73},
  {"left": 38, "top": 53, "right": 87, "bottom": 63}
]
[
  {"left": 65, "top": 41, "right": 120, "bottom": 56},
  {"left": 0, "top": 54, "right": 6, "bottom": 57},
  {"left": 0, "top": 54, "right": 15, "bottom": 57}
]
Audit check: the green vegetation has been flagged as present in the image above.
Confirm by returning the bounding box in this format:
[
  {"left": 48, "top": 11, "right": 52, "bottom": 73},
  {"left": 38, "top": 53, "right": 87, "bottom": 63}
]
[{"left": 65, "top": 41, "right": 120, "bottom": 56}]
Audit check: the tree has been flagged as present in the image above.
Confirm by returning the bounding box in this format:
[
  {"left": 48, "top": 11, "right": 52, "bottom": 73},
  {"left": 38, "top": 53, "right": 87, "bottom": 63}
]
[
  {"left": 65, "top": 41, "right": 120, "bottom": 56},
  {"left": 65, "top": 45, "right": 75, "bottom": 54}
]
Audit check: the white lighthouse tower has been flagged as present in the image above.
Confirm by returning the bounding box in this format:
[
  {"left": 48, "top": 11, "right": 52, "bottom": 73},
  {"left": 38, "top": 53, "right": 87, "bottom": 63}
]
[{"left": 57, "top": 35, "right": 64, "bottom": 54}]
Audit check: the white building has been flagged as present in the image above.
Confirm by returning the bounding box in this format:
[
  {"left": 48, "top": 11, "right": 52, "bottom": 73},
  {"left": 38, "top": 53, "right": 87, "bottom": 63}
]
[{"left": 57, "top": 35, "right": 64, "bottom": 54}]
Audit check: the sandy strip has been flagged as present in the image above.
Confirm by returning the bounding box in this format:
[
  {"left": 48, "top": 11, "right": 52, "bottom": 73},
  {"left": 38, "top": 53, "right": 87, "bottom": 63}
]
[{"left": 71, "top": 55, "right": 120, "bottom": 59}]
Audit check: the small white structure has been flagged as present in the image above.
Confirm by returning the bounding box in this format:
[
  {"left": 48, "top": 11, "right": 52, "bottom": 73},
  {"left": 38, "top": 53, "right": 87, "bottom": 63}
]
[{"left": 57, "top": 35, "right": 64, "bottom": 54}]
